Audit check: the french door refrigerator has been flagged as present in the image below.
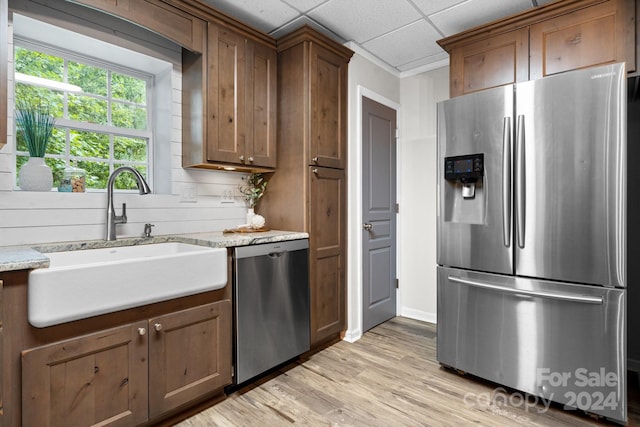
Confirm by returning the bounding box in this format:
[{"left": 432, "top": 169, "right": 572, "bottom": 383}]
[{"left": 436, "top": 63, "right": 627, "bottom": 423}]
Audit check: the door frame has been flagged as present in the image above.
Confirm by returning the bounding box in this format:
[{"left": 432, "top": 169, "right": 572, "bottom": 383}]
[{"left": 344, "top": 85, "right": 400, "bottom": 342}]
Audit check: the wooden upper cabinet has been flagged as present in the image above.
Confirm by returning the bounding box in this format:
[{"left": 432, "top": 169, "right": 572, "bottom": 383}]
[
  {"left": 183, "top": 20, "right": 277, "bottom": 171},
  {"left": 206, "top": 23, "right": 246, "bottom": 166},
  {"left": 439, "top": 0, "right": 636, "bottom": 97},
  {"left": 309, "top": 43, "right": 349, "bottom": 169},
  {"left": 530, "top": 0, "right": 634, "bottom": 79},
  {"left": 245, "top": 40, "right": 277, "bottom": 169},
  {"left": 449, "top": 28, "right": 529, "bottom": 97},
  {"left": 71, "top": 0, "right": 206, "bottom": 52}
]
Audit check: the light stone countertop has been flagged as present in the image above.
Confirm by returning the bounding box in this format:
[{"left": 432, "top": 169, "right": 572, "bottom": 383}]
[{"left": 0, "top": 230, "right": 309, "bottom": 273}]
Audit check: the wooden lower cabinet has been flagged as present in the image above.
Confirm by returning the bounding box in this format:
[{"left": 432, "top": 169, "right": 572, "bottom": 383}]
[
  {"left": 21, "top": 301, "right": 231, "bottom": 427},
  {"left": 309, "top": 167, "right": 346, "bottom": 344},
  {"left": 148, "top": 302, "right": 231, "bottom": 419}
]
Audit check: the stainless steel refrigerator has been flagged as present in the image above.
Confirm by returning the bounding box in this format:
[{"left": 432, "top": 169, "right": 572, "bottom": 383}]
[{"left": 436, "top": 63, "right": 627, "bottom": 423}]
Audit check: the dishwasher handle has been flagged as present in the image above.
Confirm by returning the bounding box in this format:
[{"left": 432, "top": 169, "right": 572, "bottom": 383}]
[
  {"left": 268, "top": 251, "right": 285, "bottom": 258},
  {"left": 234, "top": 239, "right": 309, "bottom": 259}
]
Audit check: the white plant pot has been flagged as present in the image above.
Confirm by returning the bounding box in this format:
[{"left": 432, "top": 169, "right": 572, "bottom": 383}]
[
  {"left": 19, "top": 157, "right": 53, "bottom": 191},
  {"left": 246, "top": 207, "right": 255, "bottom": 225}
]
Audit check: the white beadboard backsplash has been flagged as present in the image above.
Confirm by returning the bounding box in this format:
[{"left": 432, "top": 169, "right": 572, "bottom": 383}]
[{"left": 0, "top": 16, "right": 249, "bottom": 247}]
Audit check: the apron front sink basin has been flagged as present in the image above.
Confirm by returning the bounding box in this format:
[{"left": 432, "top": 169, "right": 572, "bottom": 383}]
[{"left": 28, "top": 242, "right": 227, "bottom": 327}]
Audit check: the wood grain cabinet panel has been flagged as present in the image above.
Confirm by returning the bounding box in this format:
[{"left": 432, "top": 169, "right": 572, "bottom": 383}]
[
  {"left": 439, "top": 0, "right": 636, "bottom": 97},
  {"left": 70, "top": 0, "right": 205, "bottom": 52},
  {"left": 309, "top": 167, "right": 346, "bottom": 343},
  {"left": 530, "top": 0, "right": 631, "bottom": 79},
  {"left": 183, "top": 21, "right": 276, "bottom": 171},
  {"left": 449, "top": 28, "right": 529, "bottom": 97},
  {"left": 148, "top": 301, "right": 232, "bottom": 419},
  {"left": 261, "top": 26, "right": 352, "bottom": 348},
  {"left": 21, "top": 322, "right": 149, "bottom": 427},
  {"left": 309, "top": 44, "right": 349, "bottom": 169}
]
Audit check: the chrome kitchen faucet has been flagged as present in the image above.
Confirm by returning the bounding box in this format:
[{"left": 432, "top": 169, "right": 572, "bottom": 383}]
[{"left": 105, "top": 166, "right": 152, "bottom": 241}]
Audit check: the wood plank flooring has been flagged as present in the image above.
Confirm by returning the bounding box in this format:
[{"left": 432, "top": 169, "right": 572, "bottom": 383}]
[{"left": 175, "top": 317, "right": 640, "bottom": 426}]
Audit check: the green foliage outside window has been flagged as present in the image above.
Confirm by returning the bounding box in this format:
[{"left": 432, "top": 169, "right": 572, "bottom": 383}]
[{"left": 14, "top": 45, "right": 151, "bottom": 190}]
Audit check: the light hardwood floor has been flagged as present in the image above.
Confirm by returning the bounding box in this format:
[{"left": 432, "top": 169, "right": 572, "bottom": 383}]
[{"left": 176, "top": 317, "right": 640, "bottom": 426}]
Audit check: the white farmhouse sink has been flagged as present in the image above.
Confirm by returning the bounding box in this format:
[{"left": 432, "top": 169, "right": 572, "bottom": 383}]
[{"left": 28, "top": 243, "right": 227, "bottom": 327}]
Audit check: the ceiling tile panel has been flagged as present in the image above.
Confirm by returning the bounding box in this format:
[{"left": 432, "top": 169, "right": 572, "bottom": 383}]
[
  {"left": 411, "top": 0, "right": 467, "bottom": 17},
  {"left": 429, "top": 0, "right": 533, "bottom": 36},
  {"left": 362, "top": 20, "right": 444, "bottom": 68},
  {"left": 203, "top": 0, "right": 300, "bottom": 33},
  {"left": 308, "top": 0, "right": 422, "bottom": 43},
  {"left": 281, "top": 0, "right": 331, "bottom": 13}
]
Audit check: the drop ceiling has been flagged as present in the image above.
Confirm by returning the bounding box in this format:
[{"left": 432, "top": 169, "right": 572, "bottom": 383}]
[{"left": 201, "top": 0, "right": 555, "bottom": 77}]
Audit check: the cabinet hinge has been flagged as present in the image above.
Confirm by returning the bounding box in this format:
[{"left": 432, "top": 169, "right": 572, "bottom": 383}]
[
  {"left": 396, "top": 278, "right": 399, "bottom": 289},
  {"left": 395, "top": 203, "right": 399, "bottom": 213}
]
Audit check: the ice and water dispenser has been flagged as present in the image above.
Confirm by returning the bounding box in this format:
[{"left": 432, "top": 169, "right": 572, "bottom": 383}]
[{"left": 442, "top": 153, "right": 486, "bottom": 224}]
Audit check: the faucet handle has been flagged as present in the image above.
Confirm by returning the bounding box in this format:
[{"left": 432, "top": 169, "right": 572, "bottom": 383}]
[{"left": 144, "top": 223, "right": 155, "bottom": 238}]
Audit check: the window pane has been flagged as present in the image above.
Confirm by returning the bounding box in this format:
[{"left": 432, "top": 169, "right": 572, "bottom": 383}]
[
  {"left": 14, "top": 47, "right": 63, "bottom": 82},
  {"left": 114, "top": 136, "right": 147, "bottom": 162},
  {"left": 15, "top": 84, "right": 63, "bottom": 117},
  {"left": 46, "top": 128, "right": 66, "bottom": 156},
  {"left": 68, "top": 94, "right": 107, "bottom": 124},
  {"left": 70, "top": 130, "right": 109, "bottom": 159},
  {"left": 111, "top": 72, "right": 146, "bottom": 104},
  {"left": 46, "top": 157, "right": 66, "bottom": 187},
  {"left": 112, "top": 102, "right": 147, "bottom": 130},
  {"left": 77, "top": 160, "right": 109, "bottom": 189},
  {"left": 68, "top": 61, "right": 107, "bottom": 96},
  {"left": 114, "top": 164, "right": 147, "bottom": 190}
]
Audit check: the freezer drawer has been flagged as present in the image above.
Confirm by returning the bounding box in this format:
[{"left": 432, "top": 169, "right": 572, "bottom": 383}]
[{"left": 437, "top": 266, "right": 626, "bottom": 422}]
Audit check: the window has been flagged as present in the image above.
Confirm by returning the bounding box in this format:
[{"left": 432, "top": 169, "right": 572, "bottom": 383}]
[{"left": 14, "top": 41, "right": 153, "bottom": 190}]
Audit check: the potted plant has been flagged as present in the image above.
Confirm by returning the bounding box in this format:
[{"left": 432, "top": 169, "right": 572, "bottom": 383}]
[
  {"left": 15, "top": 100, "right": 56, "bottom": 191},
  {"left": 239, "top": 173, "right": 267, "bottom": 225}
]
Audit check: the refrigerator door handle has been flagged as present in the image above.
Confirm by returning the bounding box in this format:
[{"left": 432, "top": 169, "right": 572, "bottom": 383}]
[
  {"left": 503, "top": 116, "right": 512, "bottom": 248},
  {"left": 448, "top": 276, "right": 604, "bottom": 304},
  {"left": 515, "top": 114, "right": 526, "bottom": 248}
]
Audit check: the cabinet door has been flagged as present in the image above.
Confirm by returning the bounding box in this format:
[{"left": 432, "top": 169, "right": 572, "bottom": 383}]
[
  {"left": 309, "top": 44, "right": 348, "bottom": 169},
  {"left": 71, "top": 0, "right": 205, "bottom": 52},
  {"left": 148, "top": 300, "right": 232, "bottom": 418},
  {"left": 245, "top": 40, "right": 277, "bottom": 168},
  {"left": 207, "top": 23, "right": 246, "bottom": 166},
  {"left": 449, "top": 28, "right": 529, "bottom": 97},
  {"left": 22, "top": 322, "right": 149, "bottom": 427},
  {"left": 530, "top": 0, "right": 634, "bottom": 79},
  {"left": 309, "top": 167, "right": 346, "bottom": 345}
]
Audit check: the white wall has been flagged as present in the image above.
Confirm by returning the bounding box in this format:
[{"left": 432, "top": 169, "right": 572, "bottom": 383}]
[
  {"left": 0, "top": 1, "right": 247, "bottom": 247},
  {"left": 397, "top": 66, "right": 449, "bottom": 323}
]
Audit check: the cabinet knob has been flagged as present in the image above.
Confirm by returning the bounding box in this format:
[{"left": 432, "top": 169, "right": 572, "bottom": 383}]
[
  {"left": 138, "top": 327, "right": 146, "bottom": 336},
  {"left": 154, "top": 323, "right": 163, "bottom": 332},
  {"left": 363, "top": 223, "right": 373, "bottom": 231},
  {"left": 239, "top": 155, "right": 244, "bottom": 162},
  {"left": 248, "top": 156, "right": 254, "bottom": 163},
  {"left": 312, "top": 168, "right": 318, "bottom": 174},
  {"left": 312, "top": 157, "right": 318, "bottom": 164}
]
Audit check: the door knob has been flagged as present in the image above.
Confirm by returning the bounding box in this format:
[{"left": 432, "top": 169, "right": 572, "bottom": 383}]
[{"left": 363, "top": 223, "right": 373, "bottom": 231}]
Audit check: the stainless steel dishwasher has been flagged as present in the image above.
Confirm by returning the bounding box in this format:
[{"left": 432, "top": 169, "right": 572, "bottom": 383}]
[{"left": 232, "top": 239, "right": 310, "bottom": 385}]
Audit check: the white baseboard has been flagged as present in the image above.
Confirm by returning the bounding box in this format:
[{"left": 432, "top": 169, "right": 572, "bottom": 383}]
[
  {"left": 343, "top": 328, "right": 362, "bottom": 343},
  {"left": 400, "top": 307, "right": 437, "bottom": 325}
]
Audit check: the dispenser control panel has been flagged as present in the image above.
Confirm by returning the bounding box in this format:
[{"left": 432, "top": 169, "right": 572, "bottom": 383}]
[{"left": 444, "top": 153, "right": 484, "bottom": 182}]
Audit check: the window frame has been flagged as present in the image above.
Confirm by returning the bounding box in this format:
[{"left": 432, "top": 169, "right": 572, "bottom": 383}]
[{"left": 13, "top": 37, "right": 155, "bottom": 191}]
